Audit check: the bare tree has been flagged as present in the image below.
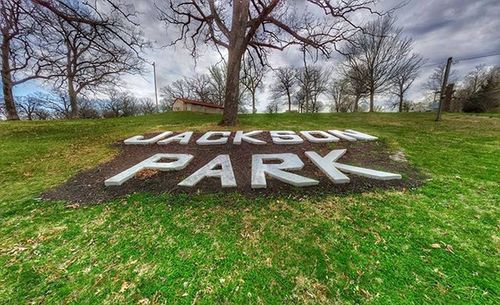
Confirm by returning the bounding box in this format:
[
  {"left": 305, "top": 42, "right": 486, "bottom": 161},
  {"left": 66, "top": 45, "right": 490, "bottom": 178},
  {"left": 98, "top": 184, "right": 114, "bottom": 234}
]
[
  {"left": 208, "top": 62, "right": 250, "bottom": 107},
  {"left": 462, "top": 65, "right": 490, "bottom": 96},
  {"left": 1, "top": 0, "right": 54, "bottom": 120},
  {"left": 39, "top": 2, "right": 145, "bottom": 118},
  {"left": 160, "top": 77, "right": 195, "bottom": 109},
  {"left": 1, "top": 0, "right": 145, "bottom": 120},
  {"left": 342, "top": 66, "right": 368, "bottom": 112},
  {"left": 462, "top": 66, "right": 499, "bottom": 112},
  {"left": 16, "top": 94, "right": 49, "bottom": 120},
  {"left": 161, "top": 62, "right": 248, "bottom": 108},
  {"left": 160, "top": 70, "right": 219, "bottom": 106},
  {"left": 139, "top": 97, "right": 157, "bottom": 115},
  {"left": 270, "top": 67, "right": 296, "bottom": 112},
  {"left": 208, "top": 62, "right": 250, "bottom": 111},
  {"left": 266, "top": 99, "right": 280, "bottom": 113},
  {"left": 207, "top": 63, "right": 227, "bottom": 105},
  {"left": 425, "top": 63, "right": 457, "bottom": 93},
  {"left": 158, "top": 0, "right": 380, "bottom": 125},
  {"left": 310, "top": 67, "right": 329, "bottom": 112},
  {"left": 390, "top": 53, "right": 423, "bottom": 112},
  {"left": 1, "top": 0, "right": 28, "bottom": 120},
  {"left": 328, "top": 77, "right": 353, "bottom": 112},
  {"left": 241, "top": 55, "right": 266, "bottom": 113},
  {"left": 191, "top": 73, "right": 215, "bottom": 103},
  {"left": 103, "top": 90, "right": 139, "bottom": 118},
  {"left": 295, "top": 64, "right": 328, "bottom": 113},
  {"left": 32, "top": 0, "right": 146, "bottom": 48},
  {"left": 160, "top": 73, "right": 215, "bottom": 108},
  {"left": 344, "top": 16, "right": 413, "bottom": 112},
  {"left": 45, "top": 90, "right": 71, "bottom": 119},
  {"left": 75, "top": 97, "right": 100, "bottom": 119}
]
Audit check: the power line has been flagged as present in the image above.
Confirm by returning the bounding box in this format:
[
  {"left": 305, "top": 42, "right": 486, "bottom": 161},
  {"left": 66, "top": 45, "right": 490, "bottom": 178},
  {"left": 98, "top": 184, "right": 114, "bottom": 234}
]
[
  {"left": 422, "top": 51, "right": 500, "bottom": 68},
  {"left": 456, "top": 52, "right": 500, "bottom": 62}
]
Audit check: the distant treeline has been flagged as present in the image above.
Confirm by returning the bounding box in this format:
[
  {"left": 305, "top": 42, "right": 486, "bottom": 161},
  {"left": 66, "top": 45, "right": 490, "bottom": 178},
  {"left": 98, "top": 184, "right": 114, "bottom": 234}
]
[{"left": 1, "top": 1, "right": 498, "bottom": 121}]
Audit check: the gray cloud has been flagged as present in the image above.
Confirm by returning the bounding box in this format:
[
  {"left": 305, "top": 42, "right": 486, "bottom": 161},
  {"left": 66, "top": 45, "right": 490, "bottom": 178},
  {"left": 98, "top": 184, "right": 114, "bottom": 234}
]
[
  {"left": 18, "top": 0, "right": 500, "bottom": 111},
  {"left": 128, "top": 0, "right": 499, "bottom": 109}
]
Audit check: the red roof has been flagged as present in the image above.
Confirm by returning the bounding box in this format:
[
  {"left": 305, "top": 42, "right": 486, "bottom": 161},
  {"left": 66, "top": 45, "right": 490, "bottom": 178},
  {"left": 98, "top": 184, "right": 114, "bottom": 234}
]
[{"left": 175, "top": 98, "right": 224, "bottom": 109}]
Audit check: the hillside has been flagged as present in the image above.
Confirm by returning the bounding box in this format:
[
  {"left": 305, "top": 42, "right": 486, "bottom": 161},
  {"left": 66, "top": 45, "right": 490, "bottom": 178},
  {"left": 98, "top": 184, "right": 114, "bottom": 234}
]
[{"left": 0, "top": 112, "right": 499, "bottom": 304}]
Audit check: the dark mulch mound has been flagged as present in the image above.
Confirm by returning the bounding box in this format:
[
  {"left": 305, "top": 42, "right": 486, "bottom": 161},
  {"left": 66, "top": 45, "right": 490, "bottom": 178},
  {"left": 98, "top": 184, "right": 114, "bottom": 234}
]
[{"left": 42, "top": 132, "right": 425, "bottom": 204}]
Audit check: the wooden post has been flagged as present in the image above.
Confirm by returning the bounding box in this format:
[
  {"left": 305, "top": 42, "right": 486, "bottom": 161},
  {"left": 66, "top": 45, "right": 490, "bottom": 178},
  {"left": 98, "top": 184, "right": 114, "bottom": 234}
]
[
  {"left": 435, "top": 57, "right": 452, "bottom": 121},
  {"left": 443, "top": 83, "right": 455, "bottom": 112},
  {"left": 152, "top": 61, "right": 159, "bottom": 112}
]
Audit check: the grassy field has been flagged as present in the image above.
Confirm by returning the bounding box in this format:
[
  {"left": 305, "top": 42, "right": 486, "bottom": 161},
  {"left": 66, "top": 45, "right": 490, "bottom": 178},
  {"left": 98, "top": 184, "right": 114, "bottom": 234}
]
[{"left": 0, "top": 112, "right": 499, "bottom": 304}]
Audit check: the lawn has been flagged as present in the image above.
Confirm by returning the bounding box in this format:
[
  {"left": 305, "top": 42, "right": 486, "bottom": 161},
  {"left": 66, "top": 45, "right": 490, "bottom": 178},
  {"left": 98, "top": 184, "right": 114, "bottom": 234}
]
[{"left": 0, "top": 112, "right": 499, "bottom": 304}]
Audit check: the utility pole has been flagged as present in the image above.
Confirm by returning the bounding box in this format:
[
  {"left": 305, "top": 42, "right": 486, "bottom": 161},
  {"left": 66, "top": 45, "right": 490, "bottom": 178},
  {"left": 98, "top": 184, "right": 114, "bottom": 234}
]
[
  {"left": 152, "top": 61, "right": 159, "bottom": 112},
  {"left": 435, "top": 57, "right": 453, "bottom": 121}
]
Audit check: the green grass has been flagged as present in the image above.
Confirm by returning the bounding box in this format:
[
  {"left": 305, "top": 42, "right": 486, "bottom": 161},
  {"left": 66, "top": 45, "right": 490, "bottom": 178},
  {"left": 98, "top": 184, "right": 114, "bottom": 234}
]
[{"left": 0, "top": 112, "right": 499, "bottom": 304}]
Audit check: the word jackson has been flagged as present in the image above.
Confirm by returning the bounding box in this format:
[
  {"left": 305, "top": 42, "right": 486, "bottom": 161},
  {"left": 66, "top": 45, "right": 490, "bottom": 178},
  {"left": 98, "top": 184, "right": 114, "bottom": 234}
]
[{"left": 105, "top": 129, "right": 402, "bottom": 188}]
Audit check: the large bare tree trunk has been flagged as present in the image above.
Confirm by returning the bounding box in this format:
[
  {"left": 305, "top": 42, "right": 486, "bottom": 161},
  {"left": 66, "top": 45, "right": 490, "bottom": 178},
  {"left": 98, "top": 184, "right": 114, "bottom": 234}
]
[
  {"left": 221, "top": 0, "right": 249, "bottom": 126},
  {"left": 353, "top": 95, "right": 360, "bottom": 112},
  {"left": 1, "top": 35, "right": 19, "bottom": 120},
  {"left": 68, "top": 76, "right": 78, "bottom": 118},
  {"left": 64, "top": 38, "right": 79, "bottom": 119},
  {"left": 221, "top": 47, "right": 244, "bottom": 125},
  {"left": 286, "top": 90, "right": 291, "bottom": 112},
  {"left": 251, "top": 93, "right": 256, "bottom": 114},
  {"left": 369, "top": 90, "right": 375, "bottom": 112},
  {"left": 398, "top": 85, "right": 404, "bottom": 112}
]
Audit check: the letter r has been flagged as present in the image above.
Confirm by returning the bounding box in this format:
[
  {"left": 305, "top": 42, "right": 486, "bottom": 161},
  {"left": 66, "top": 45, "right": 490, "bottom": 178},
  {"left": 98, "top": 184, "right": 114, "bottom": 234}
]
[{"left": 251, "top": 153, "right": 318, "bottom": 188}]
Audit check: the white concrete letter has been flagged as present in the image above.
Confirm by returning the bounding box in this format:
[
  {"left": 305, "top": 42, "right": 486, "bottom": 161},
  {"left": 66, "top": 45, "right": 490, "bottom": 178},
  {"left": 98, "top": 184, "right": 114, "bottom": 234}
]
[
  {"left": 105, "top": 153, "right": 193, "bottom": 186},
  {"left": 327, "top": 130, "right": 357, "bottom": 141},
  {"left": 343, "top": 129, "right": 378, "bottom": 141},
  {"left": 305, "top": 150, "right": 350, "bottom": 183},
  {"left": 196, "top": 131, "right": 230, "bottom": 145},
  {"left": 306, "top": 149, "right": 401, "bottom": 182},
  {"left": 251, "top": 153, "right": 318, "bottom": 188},
  {"left": 124, "top": 131, "right": 172, "bottom": 145},
  {"left": 157, "top": 131, "right": 193, "bottom": 145},
  {"left": 327, "top": 130, "right": 378, "bottom": 141},
  {"left": 300, "top": 131, "right": 339, "bottom": 143},
  {"left": 270, "top": 131, "right": 304, "bottom": 145},
  {"left": 178, "top": 155, "right": 236, "bottom": 187},
  {"left": 233, "top": 131, "right": 266, "bottom": 145}
]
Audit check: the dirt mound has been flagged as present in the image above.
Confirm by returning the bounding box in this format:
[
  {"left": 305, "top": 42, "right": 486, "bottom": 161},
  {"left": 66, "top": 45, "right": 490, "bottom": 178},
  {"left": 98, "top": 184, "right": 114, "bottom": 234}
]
[{"left": 42, "top": 132, "right": 424, "bottom": 204}]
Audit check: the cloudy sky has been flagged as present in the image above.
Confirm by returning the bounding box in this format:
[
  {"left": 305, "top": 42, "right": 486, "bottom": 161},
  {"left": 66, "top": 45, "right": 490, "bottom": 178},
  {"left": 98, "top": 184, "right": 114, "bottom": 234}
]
[{"left": 16, "top": 0, "right": 500, "bottom": 111}]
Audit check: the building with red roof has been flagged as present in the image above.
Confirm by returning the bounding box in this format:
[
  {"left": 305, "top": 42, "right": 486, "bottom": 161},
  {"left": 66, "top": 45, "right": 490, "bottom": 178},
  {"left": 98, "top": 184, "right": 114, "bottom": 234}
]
[{"left": 172, "top": 98, "right": 224, "bottom": 114}]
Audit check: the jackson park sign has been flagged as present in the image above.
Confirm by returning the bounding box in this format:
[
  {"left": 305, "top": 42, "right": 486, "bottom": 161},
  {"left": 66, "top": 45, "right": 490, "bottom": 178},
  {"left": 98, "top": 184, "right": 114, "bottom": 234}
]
[
  {"left": 104, "top": 130, "right": 401, "bottom": 188},
  {"left": 43, "top": 128, "right": 423, "bottom": 203}
]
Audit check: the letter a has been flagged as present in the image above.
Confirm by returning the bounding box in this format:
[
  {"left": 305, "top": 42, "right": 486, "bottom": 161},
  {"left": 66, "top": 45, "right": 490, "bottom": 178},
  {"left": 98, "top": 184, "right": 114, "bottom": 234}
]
[
  {"left": 158, "top": 131, "right": 193, "bottom": 145},
  {"left": 178, "top": 155, "right": 236, "bottom": 187}
]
